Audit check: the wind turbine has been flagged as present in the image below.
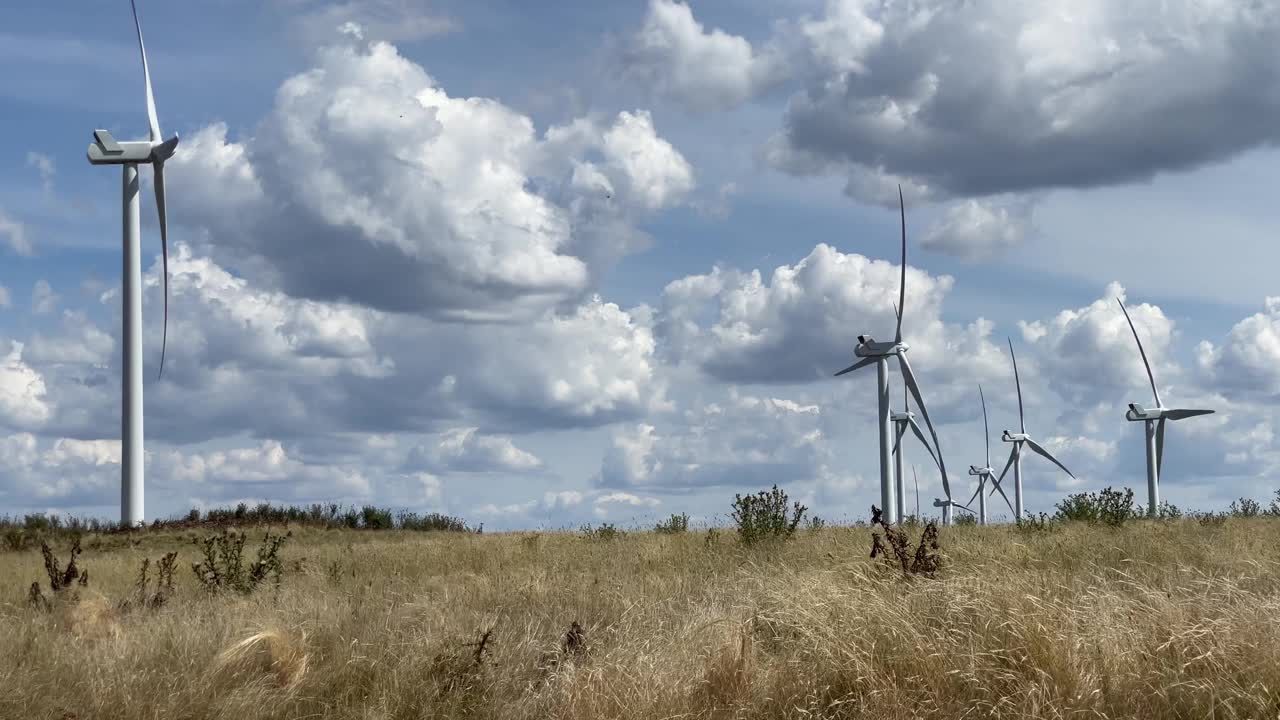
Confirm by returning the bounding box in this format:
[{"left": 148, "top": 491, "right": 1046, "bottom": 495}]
[
  {"left": 993, "top": 337, "right": 1075, "bottom": 519},
  {"left": 932, "top": 467, "right": 973, "bottom": 526},
  {"left": 966, "top": 386, "right": 1013, "bottom": 525},
  {"left": 1117, "top": 298, "right": 1214, "bottom": 515},
  {"left": 85, "top": 0, "right": 178, "bottom": 527},
  {"left": 834, "top": 187, "right": 948, "bottom": 526},
  {"left": 891, "top": 382, "right": 942, "bottom": 522}
]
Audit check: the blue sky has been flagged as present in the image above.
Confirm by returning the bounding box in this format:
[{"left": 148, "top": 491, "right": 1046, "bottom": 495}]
[{"left": 3, "top": 0, "right": 1280, "bottom": 529}]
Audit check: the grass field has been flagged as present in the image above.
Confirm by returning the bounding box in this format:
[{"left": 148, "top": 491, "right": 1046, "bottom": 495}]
[{"left": 4, "top": 516, "right": 1280, "bottom": 719}]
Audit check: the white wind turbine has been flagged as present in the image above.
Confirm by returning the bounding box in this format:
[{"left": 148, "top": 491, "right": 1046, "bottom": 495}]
[
  {"left": 834, "top": 187, "right": 948, "bottom": 526},
  {"left": 966, "top": 386, "right": 1014, "bottom": 525},
  {"left": 930, "top": 463, "right": 974, "bottom": 526},
  {"left": 85, "top": 0, "right": 179, "bottom": 527},
  {"left": 891, "top": 382, "right": 942, "bottom": 520},
  {"left": 992, "top": 337, "right": 1075, "bottom": 519},
  {"left": 1117, "top": 298, "right": 1214, "bottom": 515}
]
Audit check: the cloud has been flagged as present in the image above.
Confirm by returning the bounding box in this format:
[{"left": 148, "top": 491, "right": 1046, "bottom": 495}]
[
  {"left": 620, "top": 0, "right": 787, "bottom": 112},
  {"left": 273, "top": 0, "right": 458, "bottom": 45},
  {"left": 769, "top": 0, "right": 1280, "bottom": 203},
  {"left": 16, "top": 244, "right": 667, "bottom": 444},
  {"left": 1019, "top": 282, "right": 1184, "bottom": 407},
  {"left": 922, "top": 196, "right": 1037, "bottom": 260},
  {"left": 595, "top": 387, "right": 833, "bottom": 490},
  {"left": 653, "top": 243, "right": 1008, "bottom": 402},
  {"left": 1197, "top": 297, "right": 1280, "bottom": 399},
  {"left": 31, "top": 279, "right": 58, "bottom": 314},
  {"left": 26, "top": 151, "right": 55, "bottom": 194},
  {"left": 404, "top": 427, "right": 544, "bottom": 473},
  {"left": 0, "top": 341, "right": 52, "bottom": 430},
  {"left": 0, "top": 209, "right": 31, "bottom": 255},
  {"left": 0, "top": 284, "right": 10, "bottom": 308},
  {"left": 168, "top": 39, "right": 693, "bottom": 320}
]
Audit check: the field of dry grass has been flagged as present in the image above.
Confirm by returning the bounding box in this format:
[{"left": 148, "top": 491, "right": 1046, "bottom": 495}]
[{"left": 4, "top": 518, "right": 1280, "bottom": 719}]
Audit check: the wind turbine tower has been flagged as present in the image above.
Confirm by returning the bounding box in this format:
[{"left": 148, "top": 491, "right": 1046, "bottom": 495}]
[
  {"left": 85, "top": 0, "right": 178, "bottom": 527},
  {"left": 834, "top": 188, "right": 948, "bottom": 525},
  {"left": 1117, "top": 299, "right": 1214, "bottom": 515}
]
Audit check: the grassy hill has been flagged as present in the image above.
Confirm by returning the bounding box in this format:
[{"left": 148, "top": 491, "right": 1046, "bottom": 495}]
[{"left": 3, "top": 510, "right": 1280, "bottom": 718}]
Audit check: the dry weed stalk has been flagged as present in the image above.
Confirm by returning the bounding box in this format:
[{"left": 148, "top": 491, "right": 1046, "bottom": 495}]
[{"left": 869, "top": 505, "right": 942, "bottom": 578}]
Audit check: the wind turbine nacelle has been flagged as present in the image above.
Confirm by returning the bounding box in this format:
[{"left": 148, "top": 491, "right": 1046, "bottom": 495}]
[
  {"left": 87, "top": 130, "right": 164, "bottom": 165},
  {"left": 968, "top": 465, "right": 982, "bottom": 475},
  {"left": 855, "top": 338, "right": 906, "bottom": 357},
  {"left": 1002, "top": 431, "right": 1028, "bottom": 442},
  {"left": 890, "top": 411, "right": 914, "bottom": 422},
  {"left": 932, "top": 498, "right": 949, "bottom": 507},
  {"left": 1126, "top": 403, "right": 1163, "bottom": 421}
]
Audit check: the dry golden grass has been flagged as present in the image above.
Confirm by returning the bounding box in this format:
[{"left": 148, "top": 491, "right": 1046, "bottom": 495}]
[{"left": 4, "top": 519, "right": 1280, "bottom": 719}]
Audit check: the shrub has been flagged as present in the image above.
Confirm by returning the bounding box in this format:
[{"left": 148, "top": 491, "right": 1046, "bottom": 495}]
[
  {"left": 1193, "top": 510, "right": 1228, "bottom": 528},
  {"left": 1016, "top": 511, "right": 1054, "bottom": 533},
  {"left": 654, "top": 513, "right": 690, "bottom": 534},
  {"left": 122, "top": 552, "right": 178, "bottom": 611},
  {"left": 731, "top": 485, "right": 807, "bottom": 545},
  {"left": 806, "top": 515, "right": 827, "bottom": 531},
  {"left": 579, "top": 523, "right": 622, "bottom": 542},
  {"left": 1158, "top": 500, "right": 1182, "bottom": 519},
  {"left": 191, "top": 529, "right": 290, "bottom": 594},
  {"left": 398, "top": 512, "right": 480, "bottom": 533},
  {"left": 954, "top": 513, "right": 978, "bottom": 527},
  {"left": 360, "top": 505, "right": 395, "bottom": 530},
  {"left": 1230, "top": 497, "right": 1261, "bottom": 518},
  {"left": 1053, "top": 486, "right": 1140, "bottom": 526}
]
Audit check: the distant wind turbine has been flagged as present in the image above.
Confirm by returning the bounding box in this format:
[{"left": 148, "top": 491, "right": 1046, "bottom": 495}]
[
  {"left": 966, "top": 386, "right": 1014, "bottom": 525},
  {"left": 992, "top": 338, "right": 1075, "bottom": 519},
  {"left": 891, "top": 381, "right": 942, "bottom": 522},
  {"left": 1117, "top": 298, "right": 1214, "bottom": 515},
  {"left": 85, "top": 0, "right": 179, "bottom": 527},
  {"left": 834, "top": 187, "right": 948, "bottom": 526}
]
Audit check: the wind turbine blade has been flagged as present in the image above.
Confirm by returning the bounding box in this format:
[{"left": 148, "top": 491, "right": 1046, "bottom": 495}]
[
  {"left": 1166, "top": 409, "right": 1215, "bottom": 421},
  {"left": 912, "top": 464, "right": 920, "bottom": 518},
  {"left": 891, "top": 422, "right": 909, "bottom": 457},
  {"left": 131, "top": 0, "right": 162, "bottom": 143},
  {"left": 996, "top": 444, "right": 1018, "bottom": 486},
  {"left": 1155, "top": 417, "right": 1166, "bottom": 479},
  {"left": 1008, "top": 337, "right": 1025, "bottom": 433},
  {"left": 898, "top": 353, "right": 949, "bottom": 500},
  {"left": 989, "top": 472, "right": 1015, "bottom": 515},
  {"left": 1025, "top": 437, "right": 1075, "bottom": 479},
  {"left": 954, "top": 503, "right": 975, "bottom": 515},
  {"left": 834, "top": 356, "right": 876, "bottom": 376},
  {"left": 1117, "top": 298, "right": 1162, "bottom": 408},
  {"left": 895, "top": 185, "right": 906, "bottom": 344},
  {"left": 907, "top": 418, "right": 942, "bottom": 475},
  {"left": 966, "top": 482, "right": 982, "bottom": 508},
  {"left": 979, "top": 384, "right": 990, "bottom": 468},
  {"left": 154, "top": 160, "right": 170, "bottom": 379}
]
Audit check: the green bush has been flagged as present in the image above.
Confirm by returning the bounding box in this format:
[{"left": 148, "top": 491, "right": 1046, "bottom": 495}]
[
  {"left": 579, "top": 523, "right": 622, "bottom": 542},
  {"left": 1230, "top": 497, "right": 1261, "bottom": 518},
  {"left": 361, "top": 505, "right": 395, "bottom": 529},
  {"left": 1053, "top": 486, "right": 1140, "bottom": 526},
  {"left": 654, "top": 513, "right": 689, "bottom": 534},
  {"left": 730, "top": 485, "right": 807, "bottom": 546}
]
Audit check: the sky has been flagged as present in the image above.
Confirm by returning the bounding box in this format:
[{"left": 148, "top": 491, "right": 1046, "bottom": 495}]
[{"left": 2, "top": 0, "right": 1280, "bottom": 530}]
